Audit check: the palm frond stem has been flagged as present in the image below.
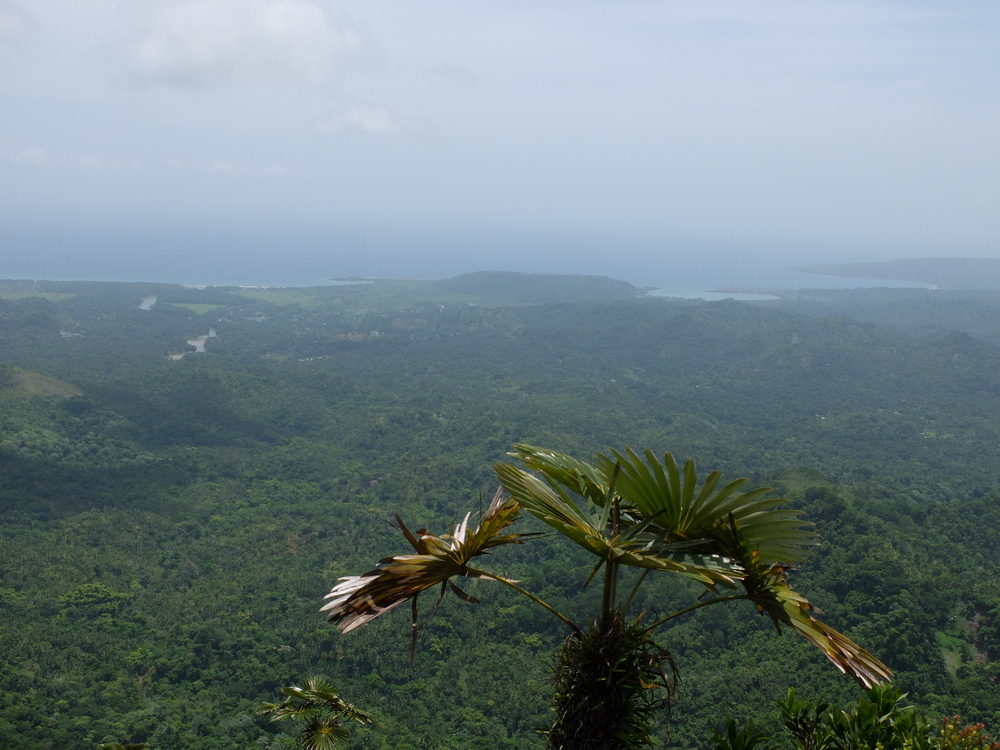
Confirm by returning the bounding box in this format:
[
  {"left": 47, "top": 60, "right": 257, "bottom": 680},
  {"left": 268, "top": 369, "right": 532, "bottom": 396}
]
[
  {"left": 622, "top": 568, "right": 651, "bottom": 611},
  {"left": 600, "top": 495, "right": 622, "bottom": 619},
  {"left": 468, "top": 567, "right": 582, "bottom": 634},
  {"left": 643, "top": 595, "right": 750, "bottom": 633}
]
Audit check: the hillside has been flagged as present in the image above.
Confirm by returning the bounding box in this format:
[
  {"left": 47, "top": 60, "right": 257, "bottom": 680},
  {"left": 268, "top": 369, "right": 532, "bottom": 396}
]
[
  {"left": 0, "top": 365, "right": 82, "bottom": 398},
  {"left": 762, "top": 287, "right": 1000, "bottom": 348},
  {"left": 791, "top": 257, "right": 1000, "bottom": 289}
]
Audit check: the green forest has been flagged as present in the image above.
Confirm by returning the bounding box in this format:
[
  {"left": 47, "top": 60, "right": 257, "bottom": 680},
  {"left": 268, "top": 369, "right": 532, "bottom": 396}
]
[{"left": 1, "top": 272, "right": 999, "bottom": 749}]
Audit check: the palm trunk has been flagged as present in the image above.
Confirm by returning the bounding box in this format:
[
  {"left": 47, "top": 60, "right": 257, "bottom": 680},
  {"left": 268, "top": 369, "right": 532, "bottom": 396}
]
[
  {"left": 601, "top": 559, "right": 619, "bottom": 628},
  {"left": 600, "top": 496, "right": 621, "bottom": 626},
  {"left": 546, "top": 609, "right": 672, "bottom": 750}
]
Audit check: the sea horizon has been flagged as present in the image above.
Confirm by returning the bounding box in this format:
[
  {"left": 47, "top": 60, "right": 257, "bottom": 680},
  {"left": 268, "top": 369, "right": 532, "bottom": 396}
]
[
  {"left": 0, "top": 217, "right": 949, "bottom": 296},
  {"left": 0, "top": 257, "right": 935, "bottom": 298}
]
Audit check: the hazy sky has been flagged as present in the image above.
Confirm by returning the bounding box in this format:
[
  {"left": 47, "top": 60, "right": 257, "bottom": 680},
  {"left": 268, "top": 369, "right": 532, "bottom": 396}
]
[{"left": 2, "top": 0, "right": 999, "bottom": 284}]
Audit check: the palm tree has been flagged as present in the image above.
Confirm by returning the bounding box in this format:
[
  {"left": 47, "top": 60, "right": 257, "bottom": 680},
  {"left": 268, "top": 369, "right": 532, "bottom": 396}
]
[
  {"left": 322, "top": 444, "right": 891, "bottom": 748},
  {"left": 255, "top": 676, "right": 374, "bottom": 750}
]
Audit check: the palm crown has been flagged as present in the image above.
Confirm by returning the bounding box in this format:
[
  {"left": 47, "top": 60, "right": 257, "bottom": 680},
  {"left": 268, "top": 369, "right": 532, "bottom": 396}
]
[{"left": 322, "top": 444, "right": 890, "bottom": 688}]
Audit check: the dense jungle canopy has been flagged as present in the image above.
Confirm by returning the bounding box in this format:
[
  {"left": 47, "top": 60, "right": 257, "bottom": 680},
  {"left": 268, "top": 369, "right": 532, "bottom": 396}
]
[{"left": 1, "top": 273, "right": 999, "bottom": 749}]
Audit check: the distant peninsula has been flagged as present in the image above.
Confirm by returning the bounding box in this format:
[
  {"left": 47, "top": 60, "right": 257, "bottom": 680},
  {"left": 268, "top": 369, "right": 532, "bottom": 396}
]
[{"left": 791, "top": 257, "right": 1000, "bottom": 290}]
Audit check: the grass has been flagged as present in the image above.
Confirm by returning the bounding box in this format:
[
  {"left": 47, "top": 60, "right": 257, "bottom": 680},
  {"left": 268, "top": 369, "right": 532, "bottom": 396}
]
[
  {"left": 937, "top": 630, "right": 971, "bottom": 678},
  {"left": 0, "top": 281, "right": 75, "bottom": 302},
  {"left": 4, "top": 367, "right": 83, "bottom": 399},
  {"left": 230, "top": 287, "right": 329, "bottom": 307}
]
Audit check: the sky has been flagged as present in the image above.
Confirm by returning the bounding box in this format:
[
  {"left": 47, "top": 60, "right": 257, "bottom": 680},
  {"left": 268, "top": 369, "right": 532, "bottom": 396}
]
[{"left": 1, "top": 0, "right": 999, "bottom": 286}]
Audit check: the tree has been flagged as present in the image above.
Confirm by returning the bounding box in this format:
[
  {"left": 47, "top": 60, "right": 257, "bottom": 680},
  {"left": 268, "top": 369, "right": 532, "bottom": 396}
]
[
  {"left": 322, "top": 444, "right": 891, "bottom": 749},
  {"left": 714, "top": 685, "right": 1000, "bottom": 750},
  {"left": 255, "top": 676, "right": 374, "bottom": 750}
]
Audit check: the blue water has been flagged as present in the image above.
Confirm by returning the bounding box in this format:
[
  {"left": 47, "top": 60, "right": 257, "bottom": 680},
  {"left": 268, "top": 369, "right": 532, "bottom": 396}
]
[
  {"left": 648, "top": 288, "right": 781, "bottom": 301},
  {"left": 0, "top": 220, "right": 933, "bottom": 292}
]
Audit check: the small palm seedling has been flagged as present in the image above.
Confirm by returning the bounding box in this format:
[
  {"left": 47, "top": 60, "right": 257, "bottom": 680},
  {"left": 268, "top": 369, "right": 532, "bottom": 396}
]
[
  {"left": 712, "top": 718, "right": 776, "bottom": 750},
  {"left": 256, "top": 676, "right": 374, "bottom": 750}
]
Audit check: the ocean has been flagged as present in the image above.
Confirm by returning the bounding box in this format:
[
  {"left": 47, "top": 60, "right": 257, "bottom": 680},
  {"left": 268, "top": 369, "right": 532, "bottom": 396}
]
[{"left": 0, "top": 221, "right": 932, "bottom": 295}]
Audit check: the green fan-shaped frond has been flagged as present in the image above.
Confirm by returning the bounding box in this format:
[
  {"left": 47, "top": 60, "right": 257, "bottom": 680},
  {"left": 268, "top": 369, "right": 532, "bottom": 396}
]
[
  {"left": 281, "top": 677, "right": 374, "bottom": 725},
  {"left": 494, "top": 460, "right": 742, "bottom": 587},
  {"left": 596, "top": 447, "right": 818, "bottom": 564},
  {"left": 500, "top": 444, "right": 816, "bottom": 569},
  {"left": 300, "top": 718, "right": 351, "bottom": 750}
]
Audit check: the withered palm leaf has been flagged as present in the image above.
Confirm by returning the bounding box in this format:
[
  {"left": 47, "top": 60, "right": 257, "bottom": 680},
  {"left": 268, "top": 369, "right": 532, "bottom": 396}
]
[{"left": 321, "top": 489, "right": 552, "bottom": 649}]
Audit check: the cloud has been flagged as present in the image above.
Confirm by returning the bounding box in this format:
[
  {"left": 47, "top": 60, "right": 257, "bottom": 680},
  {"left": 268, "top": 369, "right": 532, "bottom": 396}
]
[
  {"left": 207, "top": 160, "right": 246, "bottom": 174},
  {"left": 74, "top": 155, "right": 133, "bottom": 171},
  {"left": 164, "top": 157, "right": 288, "bottom": 176},
  {"left": 172, "top": 159, "right": 250, "bottom": 174},
  {"left": 429, "top": 63, "right": 478, "bottom": 89},
  {"left": 316, "top": 105, "right": 412, "bottom": 136},
  {"left": 122, "top": 0, "right": 363, "bottom": 87},
  {"left": 5, "top": 147, "right": 49, "bottom": 166},
  {"left": 0, "top": 1, "right": 37, "bottom": 46}
]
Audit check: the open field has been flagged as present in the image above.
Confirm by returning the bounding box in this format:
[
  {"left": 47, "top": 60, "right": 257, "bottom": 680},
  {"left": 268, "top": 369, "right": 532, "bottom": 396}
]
[
  {"left": 0, "top": 280, "right": 75, "bottom": 301},
  {"left": 4, "top": 366, "right": 82, "bottom": 398}
]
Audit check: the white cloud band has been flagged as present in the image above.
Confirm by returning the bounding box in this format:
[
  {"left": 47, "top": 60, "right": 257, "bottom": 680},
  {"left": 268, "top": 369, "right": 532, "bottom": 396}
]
[
  {"left": 123, "top": 0, "right": 362, "bottom": 87},
  {"left": 317, "top": 105, "right": 412, "bottom": 137},
  {"left": 0, "top": 0, "right": 38, "bottom": 45}
]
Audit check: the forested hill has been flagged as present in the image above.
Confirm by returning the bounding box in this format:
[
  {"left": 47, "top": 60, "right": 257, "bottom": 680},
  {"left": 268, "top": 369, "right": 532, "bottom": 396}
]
[
  {"left": 792, "top": 257, "right": 1000, "bottom": 289},
  {"left": 1, "top": 277, "right": 999, "bottom": 749},
  {"left": 764, "top": 286, "right": 1000, "bottom": 349},
  {"left": 433, "top": 271, "right": 639, "bottom": 303}
]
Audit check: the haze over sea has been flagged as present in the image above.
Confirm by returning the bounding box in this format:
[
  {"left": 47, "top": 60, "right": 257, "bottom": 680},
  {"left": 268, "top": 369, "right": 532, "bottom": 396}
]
[{"left": 2, "top": 223, "right": 931, "bottom": 296}]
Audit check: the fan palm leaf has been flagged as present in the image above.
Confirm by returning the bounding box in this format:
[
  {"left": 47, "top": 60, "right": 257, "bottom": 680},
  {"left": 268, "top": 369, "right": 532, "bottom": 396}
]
[
  {"left": 500, "top": 443, "right": 816, "bottom": 572},
  {"left": 596, "top": 447, "right": 818, "bottom": 564},
  {"left": 282, "top": 677, "right": 373, "bottom": 724},
  {"left": 300, "top": 719, "right": 351, "bottom": 750},
  {"left": 495, "top": 450, "right": 743, "bottom": 587},
  {"left": 256, "top": 677, "right": 374, "bottom": 725}
]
